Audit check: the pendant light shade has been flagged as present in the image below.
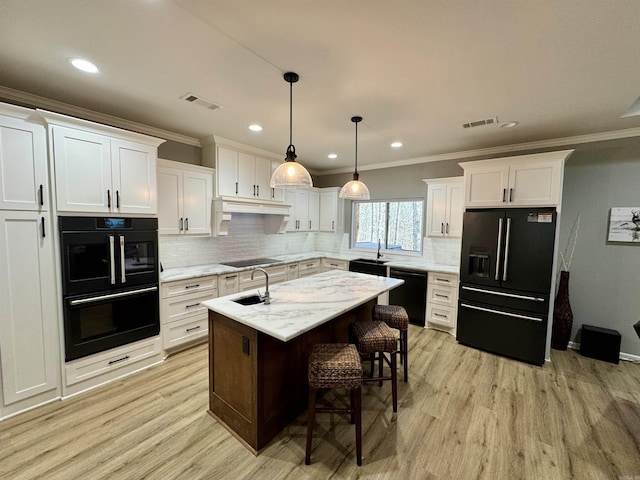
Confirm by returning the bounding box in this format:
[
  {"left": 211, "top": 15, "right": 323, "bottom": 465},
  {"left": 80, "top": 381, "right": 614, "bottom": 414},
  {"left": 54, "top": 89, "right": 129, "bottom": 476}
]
[
  {"left": 270, "top": 72, "right": 313, "bottom": 189},
  {"left": 339, "top": 116, "right": 370, "bottom": 200}
]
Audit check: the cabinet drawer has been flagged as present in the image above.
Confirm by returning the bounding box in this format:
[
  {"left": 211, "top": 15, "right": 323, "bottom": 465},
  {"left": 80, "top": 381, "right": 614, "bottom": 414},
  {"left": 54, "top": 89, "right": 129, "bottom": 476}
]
[
  {"left": 298, "top": 259, "right": 321, "bottom": 276},
  {"left": 65, "top": 336, "right": 162, "bottom": 386},
  {"left": 322, "top": 258, "right": 348, "bottom": 271},
  {"left": 426, "top": 304, "right": 456, "bottom": 328},
  {"left": 163, "top": 316, "right": 208, "bottom": 350},
  {"left": 238, "top": 265, "right": 287, "bottom": 288},
  {"left": 427, "top": 283, "right": 458, "bottom": 308},
  {"left": 428, "top": 272, "right": 458, "bottom": 287},
  {"left": 162, "top": 275, "right": 217, "bottom": 298},
  {"left": 286, "top": 263, "right": 299, "bottom": 281},
  {"left": 161, "top": 290, "right": 217, "bottom": 324}
]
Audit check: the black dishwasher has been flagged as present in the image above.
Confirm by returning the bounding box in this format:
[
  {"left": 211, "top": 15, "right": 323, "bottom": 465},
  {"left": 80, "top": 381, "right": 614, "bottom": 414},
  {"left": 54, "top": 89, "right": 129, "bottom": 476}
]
[{"left": 389, "top": 268, "right": 428, "bottom": 326}]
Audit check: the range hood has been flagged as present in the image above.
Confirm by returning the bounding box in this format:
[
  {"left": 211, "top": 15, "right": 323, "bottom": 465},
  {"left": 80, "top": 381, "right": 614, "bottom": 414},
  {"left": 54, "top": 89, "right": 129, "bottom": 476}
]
[{"left": 213, "top": 196, "right": 291, "bottom": 236}]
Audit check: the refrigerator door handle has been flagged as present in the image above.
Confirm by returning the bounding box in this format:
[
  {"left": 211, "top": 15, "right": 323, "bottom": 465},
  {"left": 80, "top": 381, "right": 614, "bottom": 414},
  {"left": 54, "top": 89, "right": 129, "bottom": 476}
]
[
  {"left": 109, "top": 236, "right": 116, "bottom": 285},
  {"left": 495, "top": 218, "right": 503, "bottom": 281},
  {"left": 503, "top": 218, "right": 511, "bottom": 281},
  {"left": 460, "top": 303, "right": 543, "bottom": 322},
  {"left": 461, "top": 285, "right": 546, "bottom": 303},
  {"left": 119, "top": 235, "right": 126, "bottom": 283}
]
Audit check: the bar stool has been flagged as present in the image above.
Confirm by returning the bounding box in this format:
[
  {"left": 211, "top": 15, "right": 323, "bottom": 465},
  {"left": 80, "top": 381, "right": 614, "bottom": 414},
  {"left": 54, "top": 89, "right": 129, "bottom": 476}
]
[
  {"left": 351, "top": 320, "right": 398, "bottom": 412},
  {"left": 373, "top": 304, "right": 409, "bottom": 382},
  {"left": 305, "top": 343, "right": 363, "bottom": 466}
]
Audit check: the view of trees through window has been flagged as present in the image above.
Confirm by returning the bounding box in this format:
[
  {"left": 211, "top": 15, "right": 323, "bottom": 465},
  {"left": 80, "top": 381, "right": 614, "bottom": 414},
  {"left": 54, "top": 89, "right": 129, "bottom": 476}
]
[{"left": 352, "top": 200, "right": 423, "bottom": 253}]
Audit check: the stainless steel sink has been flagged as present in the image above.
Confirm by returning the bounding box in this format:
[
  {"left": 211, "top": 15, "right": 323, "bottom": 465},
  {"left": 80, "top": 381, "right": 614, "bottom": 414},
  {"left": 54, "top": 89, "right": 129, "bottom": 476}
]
[{"left": 233, "top": 295, "right": 265, "bottom": 306}]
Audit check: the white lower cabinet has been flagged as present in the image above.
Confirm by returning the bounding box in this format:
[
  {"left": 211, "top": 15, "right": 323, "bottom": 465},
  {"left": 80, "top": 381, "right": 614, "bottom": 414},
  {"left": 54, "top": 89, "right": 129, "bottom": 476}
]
[
  {"left": 219, "top": 272, "right": 240, "bottom": 296},
  {"left": 64, "top": 336, "right": 163, "bottom": 396},
  {"left": 238, "top": 265, "right": 287, "bottom": 292},
  {"left": 298, "top": 259, "right": 321, "bottom": 277},
  {"left": 0, "top": 211, "right": 60, "bottom": 417},
  {"left": 426, "top": 271, "right": 459, "bottom": 335},
  {"left": 321, "top": 258, "right": 349, "bottom": 272},
  {"left": 286, "top": 262, "right": 299, "bottom": 281},
  {"left": 160, "top": 275, "right": 217, "bottom": 352}
]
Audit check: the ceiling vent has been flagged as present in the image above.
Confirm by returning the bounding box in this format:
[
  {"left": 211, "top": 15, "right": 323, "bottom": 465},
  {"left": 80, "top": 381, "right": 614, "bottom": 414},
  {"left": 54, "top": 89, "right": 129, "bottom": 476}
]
[
  {"left": 462, "top": 116, "right": 498, "bottom": 129},
  {"left": 180, "top": 93, "right": 224, "bottom": 111}
]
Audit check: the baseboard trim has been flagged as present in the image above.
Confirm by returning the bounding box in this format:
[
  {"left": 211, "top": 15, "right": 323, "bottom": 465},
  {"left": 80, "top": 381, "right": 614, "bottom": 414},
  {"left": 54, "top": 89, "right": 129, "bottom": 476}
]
[{"left": 567, "top": 340, "right": 640, "bottom": 363}]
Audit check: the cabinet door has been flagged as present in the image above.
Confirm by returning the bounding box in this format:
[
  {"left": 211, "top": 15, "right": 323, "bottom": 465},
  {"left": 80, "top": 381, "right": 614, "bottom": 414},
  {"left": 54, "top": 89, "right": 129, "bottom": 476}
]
[
  {"left": 157, "top": 167, "right": 183, "bottom": 235},
  {"left": 0, "top": 211, "right": 59, "bottom": 405},
  {"left": 426, "top": 183, "right": 447, "bottom": 237},
  {"left": 307, "top": 190, "right": 320, "bottom": 231},
  {"left": 183, "top": 170, "right": 212, "bottom": 235},
  {"left": 319, "top": 190, "right": 337, "bottom": 232},
  {"left": 270, "top": 160, "right": 284, "bottom": 201},
  {"left": 253, "top": 156, "right": 272, "bottom": 200},
  {"left": 445, "top": 183, "right": 464, "bottom": 237},
  {"left": 237, "top": 152, "right": 256, "bottom": 198},
  {"left": 0, "top": 115, "right": 48, "bottom": 211},
  {"left": 464, "top": 164, "right": 509, "bottom": 208},
  {"left": 284, "top": 190, "right": 297, "bottom": 232},
  {"left": 508, "top": 160, "right": 562, "bottom": 206},
  {"left": 111, "top": 139, "right": 157, "bottom": 214},
  {"left": 216, "top": 147, "right": 239, "bottom": 197},
  {"left": 53, "top": 126, "right": 112, "bottom": 212},
  {"left": 219, "top": 273, "right": 239, "bottom": 296},
  {"left": 294, "top": 190, "right": 309, "bottom": 231}
]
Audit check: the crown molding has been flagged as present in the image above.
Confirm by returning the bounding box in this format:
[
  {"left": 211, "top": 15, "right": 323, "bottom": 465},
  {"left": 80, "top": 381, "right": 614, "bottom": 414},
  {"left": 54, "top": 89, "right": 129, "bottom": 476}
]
[
  {"left": 0, "top": 86, "right": 201, "bottom": 147},
  {"left": 317, "top": 126, "right": 640, "bottom": 176}
]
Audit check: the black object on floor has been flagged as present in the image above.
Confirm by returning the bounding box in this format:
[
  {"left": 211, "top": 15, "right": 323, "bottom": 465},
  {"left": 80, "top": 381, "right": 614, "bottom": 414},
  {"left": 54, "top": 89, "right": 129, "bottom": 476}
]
[{"left": 580, "top": 324, "right": 621, "bottom": 364}]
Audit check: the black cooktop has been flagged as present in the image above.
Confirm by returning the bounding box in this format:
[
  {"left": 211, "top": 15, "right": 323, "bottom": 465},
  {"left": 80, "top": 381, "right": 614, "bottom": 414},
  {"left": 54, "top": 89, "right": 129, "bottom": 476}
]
[{"left": 221, "top": 258, "right": 280, "bottom": 268}]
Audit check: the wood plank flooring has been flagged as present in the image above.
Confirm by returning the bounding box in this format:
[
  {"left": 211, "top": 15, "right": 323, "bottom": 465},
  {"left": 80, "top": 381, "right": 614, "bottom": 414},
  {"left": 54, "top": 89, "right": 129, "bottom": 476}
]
[{"left": 1, "top": 326, "right": 639, "bottom": 479}]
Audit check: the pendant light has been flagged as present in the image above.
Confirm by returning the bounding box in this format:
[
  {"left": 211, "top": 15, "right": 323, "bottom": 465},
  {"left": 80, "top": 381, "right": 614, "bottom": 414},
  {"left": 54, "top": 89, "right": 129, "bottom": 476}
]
[
  {"left": 270, "top": 72, "right": 313, "bottom": 189},
  {"left": 339, "top": 116, "right": 370, "bottom": 200}
]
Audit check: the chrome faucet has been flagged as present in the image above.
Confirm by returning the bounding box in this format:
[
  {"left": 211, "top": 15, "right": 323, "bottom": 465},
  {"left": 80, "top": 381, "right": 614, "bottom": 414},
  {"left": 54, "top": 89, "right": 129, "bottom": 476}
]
[{"left": 251, "top": 267, "right": 270, "bottom": 304}]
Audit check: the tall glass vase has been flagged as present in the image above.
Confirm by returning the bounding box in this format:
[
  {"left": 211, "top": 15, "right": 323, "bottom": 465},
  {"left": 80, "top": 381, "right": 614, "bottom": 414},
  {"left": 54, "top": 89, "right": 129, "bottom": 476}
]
[{"left": 551, "top": 271, "right": 573, "bottom": 350}]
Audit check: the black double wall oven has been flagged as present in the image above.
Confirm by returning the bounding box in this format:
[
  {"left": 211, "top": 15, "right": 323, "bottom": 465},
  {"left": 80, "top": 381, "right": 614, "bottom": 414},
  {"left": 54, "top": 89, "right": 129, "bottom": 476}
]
[{"left": 60, "top": 217, "right": 160, "bottom": 361}]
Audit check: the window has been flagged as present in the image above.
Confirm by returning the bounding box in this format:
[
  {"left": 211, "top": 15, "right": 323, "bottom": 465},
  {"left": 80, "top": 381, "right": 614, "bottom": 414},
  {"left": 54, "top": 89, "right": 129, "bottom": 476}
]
[{"left": 351, "top": 200, "right": 423, "bottom": 253}]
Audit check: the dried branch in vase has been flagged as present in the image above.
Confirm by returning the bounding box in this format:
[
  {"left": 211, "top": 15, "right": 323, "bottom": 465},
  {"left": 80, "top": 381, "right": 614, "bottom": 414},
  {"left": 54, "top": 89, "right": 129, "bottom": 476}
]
[{"left": 560, "top": 213, "right": 581, "bottom": 272}]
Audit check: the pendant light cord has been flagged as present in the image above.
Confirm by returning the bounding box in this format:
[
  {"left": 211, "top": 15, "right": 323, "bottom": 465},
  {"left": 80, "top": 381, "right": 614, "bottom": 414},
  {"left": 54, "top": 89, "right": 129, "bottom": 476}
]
[
  {"left": 289, "top": 80, "right": 293, "bottom": 147},
  {"left": 354, "top": 121, "right": 358, "bottom": 175}
]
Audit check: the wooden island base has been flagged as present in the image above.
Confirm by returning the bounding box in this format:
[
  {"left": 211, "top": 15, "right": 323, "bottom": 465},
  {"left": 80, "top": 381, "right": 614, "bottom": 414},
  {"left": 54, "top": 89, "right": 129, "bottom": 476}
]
[{"left": 207, "top": 300, "right": 375, "bottom": 453}]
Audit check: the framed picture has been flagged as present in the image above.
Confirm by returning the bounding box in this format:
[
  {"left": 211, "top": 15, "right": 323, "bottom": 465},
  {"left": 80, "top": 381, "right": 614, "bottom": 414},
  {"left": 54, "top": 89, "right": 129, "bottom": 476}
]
[{"left": 608, "top": 207, "right": 640, "bottom": 243}]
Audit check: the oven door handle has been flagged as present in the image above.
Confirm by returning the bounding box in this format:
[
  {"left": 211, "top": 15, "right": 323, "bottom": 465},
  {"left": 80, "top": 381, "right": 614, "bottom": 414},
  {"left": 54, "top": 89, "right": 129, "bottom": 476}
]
[
  {"left": 69, "top": 286, "right": 158, "bottom": 306},
  {"left": 120, "top": 235, "right": 126, "bottom": 283},
  {"left": 109, "top": 236, "right": 116, "bottom": 285}
]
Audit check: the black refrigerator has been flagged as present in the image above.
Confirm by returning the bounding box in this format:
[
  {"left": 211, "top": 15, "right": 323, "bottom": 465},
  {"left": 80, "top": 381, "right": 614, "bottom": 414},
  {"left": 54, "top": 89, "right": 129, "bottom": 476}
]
[{"left": 457, "top": 208, "right": 557, "bottom": 365}]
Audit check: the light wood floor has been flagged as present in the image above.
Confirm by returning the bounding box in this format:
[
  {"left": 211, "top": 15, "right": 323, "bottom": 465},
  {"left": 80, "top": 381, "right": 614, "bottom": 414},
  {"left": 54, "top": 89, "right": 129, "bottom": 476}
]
[{"left": 2, "top": 326, "right": 639, "bottom": 480}]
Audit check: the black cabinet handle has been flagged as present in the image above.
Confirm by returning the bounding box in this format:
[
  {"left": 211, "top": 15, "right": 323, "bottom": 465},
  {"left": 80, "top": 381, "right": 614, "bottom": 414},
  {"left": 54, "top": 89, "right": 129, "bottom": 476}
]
[
  {"left": 309, "top": 220, "right": 312, "bottom": 229},
  {"left": 441, "top": 222, "right": 444, "bottom": 234},
  {"left": 41, "top": 217, "right": 45, "bottom": 238},
  {"left": 39, "top": 185, "right": 44, "bottom": 206},
  {"left": 256, "top": 185, "right": 260, "bottom": 197},
  {"left": 107, "top": 189, "right": 111, "bottom": 208},
  {"left": 446, "top": 222, "right": 449, "bottom": 234},
  {"left": 184, "top": 283, "right": 200, "bottom": 289},
  {"left": 502, "top": 188, "right": 506, "bottom": 202},
  {"left": 235, "top": 182, "right": 238, "bottom": 194},
  {"left": 116, "top": 190, "right": 120, "bottom": 208},
  {"left": 185, "top": 302, "right": 200, "bottom": 308},
  {"left": 108, "top": 355, "right": 129, "bottom": 365},
  {"left": 253, "top": 185, "right": 256, "bottom": 196},
  {"left": 185, "top": 218, "right": 189, "bottom": 231},
  {"left": 186, "top": 325, "right": 201, "bottom": 332},
  {"left": 179, "top": 217, "right": 184, "bottom": 231},
  {"left": 509, "top": 188, "right": 513, "bottom": 202}
]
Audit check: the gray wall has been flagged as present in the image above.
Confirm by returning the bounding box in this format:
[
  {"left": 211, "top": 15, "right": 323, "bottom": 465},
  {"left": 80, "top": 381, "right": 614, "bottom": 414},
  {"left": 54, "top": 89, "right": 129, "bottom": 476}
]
[
  {"left": 315, "top": 139, "right": 640, "bottom": 357},
  {"left": 158, "top": 140, "right": 202, "bottom": 165}
]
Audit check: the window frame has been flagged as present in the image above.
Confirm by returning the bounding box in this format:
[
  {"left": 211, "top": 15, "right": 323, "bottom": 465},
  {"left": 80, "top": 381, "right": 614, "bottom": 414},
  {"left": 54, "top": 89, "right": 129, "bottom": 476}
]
[{"left": 349, "top": 198, "right": 424, "bottom": 256}]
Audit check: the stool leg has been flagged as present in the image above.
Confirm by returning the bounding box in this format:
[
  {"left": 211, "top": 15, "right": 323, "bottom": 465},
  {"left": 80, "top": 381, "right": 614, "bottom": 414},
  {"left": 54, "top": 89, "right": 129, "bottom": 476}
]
[
  {"left": 369, "top": 352, "right": 375, "bottom": 378},
  {"left": 305, "top": 387, "right": 317, "bottom": 465},
  {"left": 378, "top": 351, "right": 383, "bottom": 386},
  {"left": 402, "top": 330, "right": 408, "bottom": 382},
  {"left": 352, "top": 387, "right": 362, "bottom": 466},
  {"left": 391, "top": 351, "right": 398, "bottom": 412}
]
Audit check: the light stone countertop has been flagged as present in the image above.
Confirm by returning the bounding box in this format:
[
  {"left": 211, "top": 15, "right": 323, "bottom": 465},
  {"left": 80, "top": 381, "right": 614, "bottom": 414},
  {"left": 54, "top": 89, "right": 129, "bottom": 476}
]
[
  {"left": 160, "top": 251, "right": 458, "bottom": 283},
  {"left": 201, "top": 270, "right": 403, "bottom": 342}
]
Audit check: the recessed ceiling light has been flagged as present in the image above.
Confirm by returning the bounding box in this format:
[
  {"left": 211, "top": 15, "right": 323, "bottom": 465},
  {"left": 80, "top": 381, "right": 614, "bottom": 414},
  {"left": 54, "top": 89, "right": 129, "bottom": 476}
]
[
  {"left": 390, "top": 142, "right": 403, "bottom": 148},
  {"left": 500, "top": 121, "right": 519, "bottom": 128},
  {"left": 248, "top": 124, "right": 263, "bottom": 132},
  {"left": 69, "top": 58, "right": 99, "bottom": 74},
  {"left": 328, "top": 153, "right": 338, "bottom": 159}
]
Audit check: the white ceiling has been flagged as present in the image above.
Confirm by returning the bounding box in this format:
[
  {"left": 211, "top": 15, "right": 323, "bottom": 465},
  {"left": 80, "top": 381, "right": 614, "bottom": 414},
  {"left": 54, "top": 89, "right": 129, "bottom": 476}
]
[{"left": 1, "top": 0, "right": 640, "bottom": 173}]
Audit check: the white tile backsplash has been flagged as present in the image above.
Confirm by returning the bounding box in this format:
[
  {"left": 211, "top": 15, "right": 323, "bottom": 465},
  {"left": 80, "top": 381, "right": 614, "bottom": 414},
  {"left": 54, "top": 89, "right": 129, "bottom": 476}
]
[{"left": 160, "top": 215, "right": 461, "bottom": 269}]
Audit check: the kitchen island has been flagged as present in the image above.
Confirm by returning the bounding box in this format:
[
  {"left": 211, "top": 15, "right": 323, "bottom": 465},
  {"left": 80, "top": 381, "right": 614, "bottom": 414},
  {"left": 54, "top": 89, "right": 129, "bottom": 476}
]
[{"left": 201, "top": 270, "right": 403, "bottom": 453}]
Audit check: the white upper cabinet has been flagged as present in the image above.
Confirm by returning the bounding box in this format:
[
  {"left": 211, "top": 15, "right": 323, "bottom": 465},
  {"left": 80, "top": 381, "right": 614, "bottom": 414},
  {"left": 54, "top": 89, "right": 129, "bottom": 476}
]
[
  {"left": 307, "top": 189, "right": 320, "bottom": 231},
  {"left": 270, "top": 160, "right": 284, "bottom": 202},
  {"left": 0, "top": 107, "right": 48, "bottom": 212},
  {"left": 214, "top": 145, "right": 282, "bottom": 202},
  {"left": 424, "top": 177, "right": 464, "bottom": 238},
  {"left": 157, "top": 159, "right": 213, "bottom": 236},
  {"left": 39, "top": 110, "right": 164, "bottom": 215},
  {"left": 319, "top": 187, "right": 344, "bottom": 232},
  {"left": 460, "top": 150, "right": 573, "bottom": 208}
]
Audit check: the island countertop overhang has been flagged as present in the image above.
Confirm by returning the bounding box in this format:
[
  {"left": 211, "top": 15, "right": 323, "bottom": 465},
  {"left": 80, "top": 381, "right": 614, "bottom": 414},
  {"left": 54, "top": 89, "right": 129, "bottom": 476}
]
[{"left": 201, "top": 270, "right": 404, "bottom": 342}]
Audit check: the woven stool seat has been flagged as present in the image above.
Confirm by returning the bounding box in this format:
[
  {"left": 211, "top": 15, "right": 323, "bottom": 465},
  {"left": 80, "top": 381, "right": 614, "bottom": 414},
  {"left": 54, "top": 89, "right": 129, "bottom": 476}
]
[
  {"left": 373, "top": 304, "right": 410, "bottom": 382},
  {"left": 308, "top": 343, "right": 363, "bottom": 390},
  {"left": 373, "top": 304, "right": 409, "bottom": 331},
  {"left": 352, "top": 320, "right": 397, "bottom": 355}
]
